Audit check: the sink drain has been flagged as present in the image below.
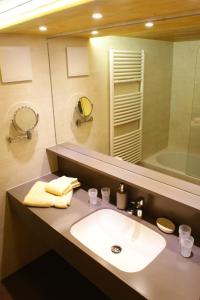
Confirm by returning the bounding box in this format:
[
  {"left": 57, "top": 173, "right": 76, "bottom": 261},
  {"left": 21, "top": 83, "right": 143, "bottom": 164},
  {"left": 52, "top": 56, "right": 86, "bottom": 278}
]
[{"left": 111, "top": 245, "right": 122, "bottom": 254}]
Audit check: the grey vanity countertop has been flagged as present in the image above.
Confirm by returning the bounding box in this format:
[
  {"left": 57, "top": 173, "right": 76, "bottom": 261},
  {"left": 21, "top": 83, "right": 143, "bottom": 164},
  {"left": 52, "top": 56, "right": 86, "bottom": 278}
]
[{"left": 7, "top": 174, "right": 200, "bottom": 300}]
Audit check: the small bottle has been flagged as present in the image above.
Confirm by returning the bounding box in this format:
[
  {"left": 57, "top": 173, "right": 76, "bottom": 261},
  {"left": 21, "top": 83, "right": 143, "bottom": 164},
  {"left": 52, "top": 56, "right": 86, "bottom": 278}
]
[{"left": 116, "top": 183, "right": 127, "bottom": 210}]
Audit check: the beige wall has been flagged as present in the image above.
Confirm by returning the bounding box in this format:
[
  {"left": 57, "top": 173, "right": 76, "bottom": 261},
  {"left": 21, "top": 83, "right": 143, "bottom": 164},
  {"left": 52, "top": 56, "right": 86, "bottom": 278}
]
[
  {"left": 168, "top": 41, "right": 200, "bottom": 152},
  {"left": 48, "top": 37, "right": 108, "bottom": 154},
  {"left": 49, "top": 36, "right": 173, "bottom": 159},
  {"left": 0, "top": 34, "right": 56, "bottom": 278}
]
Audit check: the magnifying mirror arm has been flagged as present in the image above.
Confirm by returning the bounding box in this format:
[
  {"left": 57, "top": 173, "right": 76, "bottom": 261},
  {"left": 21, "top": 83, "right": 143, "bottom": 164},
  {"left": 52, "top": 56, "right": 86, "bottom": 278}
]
[
  {"left": 7, "top": 130, "right": 32, "bottom": 143},
  {"left": 76, "top": 116, "right": 93, "bottom": 127}
]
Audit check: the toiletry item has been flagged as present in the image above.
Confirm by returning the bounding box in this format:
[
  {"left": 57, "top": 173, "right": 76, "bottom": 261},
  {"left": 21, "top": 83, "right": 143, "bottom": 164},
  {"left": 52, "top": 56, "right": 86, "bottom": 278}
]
[
  {"left": 156, "top": 217, "right": 175, "bottom": 234},
  {"left": 180, "top": 235, "right": 194, "bottom": 258},
  {"left": 88, "top": 188, "right": 98, "bottom": 206},
  {"left": 116, "top": 183, "right": 127, "bottom": 210},
  {"left": 101, "top": 187, "right": 110, "bottom": 202}
]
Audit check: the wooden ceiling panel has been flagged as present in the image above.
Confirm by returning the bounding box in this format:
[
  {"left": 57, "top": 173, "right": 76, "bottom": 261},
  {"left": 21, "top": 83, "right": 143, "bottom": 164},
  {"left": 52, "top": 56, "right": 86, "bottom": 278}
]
[
  {"left": 1, "top": 0, "right": 200, "bottom": 41},
  {"left": 75, "top": 15, "right": 200, "bottom": 41}
]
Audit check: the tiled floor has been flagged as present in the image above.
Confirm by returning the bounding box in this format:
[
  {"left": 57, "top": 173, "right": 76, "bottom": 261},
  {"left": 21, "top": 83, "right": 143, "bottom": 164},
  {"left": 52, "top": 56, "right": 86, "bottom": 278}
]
[{"left": 2, "top": 251, "right": 110, "bottom": 300}]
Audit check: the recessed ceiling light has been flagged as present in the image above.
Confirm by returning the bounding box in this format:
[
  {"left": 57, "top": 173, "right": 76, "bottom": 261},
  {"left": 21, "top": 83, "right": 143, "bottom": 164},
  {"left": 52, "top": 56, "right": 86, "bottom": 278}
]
[
  {"left": 91, "top": 30, "right": 99, "bottom": 35},
  {"left": 145, "top": 22, "right": 154, "bottom": 28},
  {"left": 39, "top": 25, "right": 47, "bottom": 32},
  {"left": 92, "top": 13, "right": 103, "bottom": 19}
]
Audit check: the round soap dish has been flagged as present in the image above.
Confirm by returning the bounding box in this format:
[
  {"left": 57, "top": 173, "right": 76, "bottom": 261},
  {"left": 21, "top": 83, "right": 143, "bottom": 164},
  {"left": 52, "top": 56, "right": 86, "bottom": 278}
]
[{"left": 156, "top": 217, "right": 175, "bottom": 234}]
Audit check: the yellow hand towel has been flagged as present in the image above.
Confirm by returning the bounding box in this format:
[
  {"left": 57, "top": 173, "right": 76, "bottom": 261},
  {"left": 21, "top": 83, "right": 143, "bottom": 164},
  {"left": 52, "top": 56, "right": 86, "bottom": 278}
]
[
  {"left": 23, "top": 181, "right": 73, "bottom": 208},
  {"left": 70, "top": 181, "right": 81, "bottom": 189},
  {"left": 45, "top": 176, "right": 79, "bottom": 196},
  {"left": 54, "top": 192, "right": 72, "bottom": 208}
]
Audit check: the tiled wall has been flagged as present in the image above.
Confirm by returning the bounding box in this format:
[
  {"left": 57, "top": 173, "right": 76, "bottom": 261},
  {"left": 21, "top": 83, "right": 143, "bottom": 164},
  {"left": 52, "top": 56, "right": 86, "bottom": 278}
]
[{"left": 0, "top": 35, "right": 56, "bottom": 278}]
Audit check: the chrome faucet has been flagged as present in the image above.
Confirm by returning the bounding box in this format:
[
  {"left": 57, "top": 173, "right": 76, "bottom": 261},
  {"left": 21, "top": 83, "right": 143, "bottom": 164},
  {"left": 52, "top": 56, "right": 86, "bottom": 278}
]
[{"left": 127, "top": 197, "right": 144, "bottom": 218}]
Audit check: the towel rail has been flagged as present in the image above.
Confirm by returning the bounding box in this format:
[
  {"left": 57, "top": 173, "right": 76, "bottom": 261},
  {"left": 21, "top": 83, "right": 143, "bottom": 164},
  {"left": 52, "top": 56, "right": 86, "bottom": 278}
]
[{"left": 110, "top": 49, "right": 144, "bottom": 164}]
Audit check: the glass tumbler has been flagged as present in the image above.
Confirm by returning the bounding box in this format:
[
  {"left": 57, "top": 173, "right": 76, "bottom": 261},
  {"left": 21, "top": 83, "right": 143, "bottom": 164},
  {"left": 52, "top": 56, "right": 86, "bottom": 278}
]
[
  {"left": 101, "top": 187, "right": 110, "bottom": 202},
  {"left": 179, "top": 224, "right": 191, "bottom": 242},
  {"left": 88, "top": 188, "right": 98, "bottom": 206},
  {"left": 180, "top": 235, "right": 194, "bottom": 258}
]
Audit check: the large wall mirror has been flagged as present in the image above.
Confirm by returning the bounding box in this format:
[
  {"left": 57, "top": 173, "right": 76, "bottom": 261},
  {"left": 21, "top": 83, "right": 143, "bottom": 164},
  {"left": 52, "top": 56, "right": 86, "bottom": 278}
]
[{"left": 47, "top": 15, "right": 200, "bottom": 196}]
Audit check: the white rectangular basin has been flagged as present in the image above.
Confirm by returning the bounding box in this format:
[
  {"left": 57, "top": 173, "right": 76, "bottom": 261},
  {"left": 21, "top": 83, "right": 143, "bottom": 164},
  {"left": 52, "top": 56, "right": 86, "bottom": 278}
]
[{"left": 70, "top": 208, "right": 166, "bottom": 273}]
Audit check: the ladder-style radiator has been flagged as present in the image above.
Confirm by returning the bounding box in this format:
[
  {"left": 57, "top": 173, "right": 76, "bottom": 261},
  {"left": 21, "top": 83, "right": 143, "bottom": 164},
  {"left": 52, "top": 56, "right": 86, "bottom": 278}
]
[{"left": 110, "top": 49, "right": 144, "bottom": 163}]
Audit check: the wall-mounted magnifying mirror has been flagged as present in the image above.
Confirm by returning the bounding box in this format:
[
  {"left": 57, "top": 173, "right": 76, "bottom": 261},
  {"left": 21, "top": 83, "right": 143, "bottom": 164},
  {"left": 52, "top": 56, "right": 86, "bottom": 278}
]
[
  {"left": 8, "top": 106, "right": 39, "bottom": 143},
  {"left": 76, "top": 96, "right": 93, "bottom": 126}
]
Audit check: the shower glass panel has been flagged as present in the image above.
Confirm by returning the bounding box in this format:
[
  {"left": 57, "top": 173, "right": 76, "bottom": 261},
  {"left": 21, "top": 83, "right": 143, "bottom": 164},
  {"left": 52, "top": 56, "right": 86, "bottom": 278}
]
[{"left": 186, "top": 47, "right": 200, "bottom": 178}]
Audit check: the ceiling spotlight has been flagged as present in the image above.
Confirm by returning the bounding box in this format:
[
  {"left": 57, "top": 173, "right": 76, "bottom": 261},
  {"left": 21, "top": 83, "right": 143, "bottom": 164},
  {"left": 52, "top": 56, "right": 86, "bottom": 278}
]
[
  {"left": 145, "top": 22, "right": 154, "bottom": 28},
  {"left": 91, "top": 30, "right": 99, "bottom": 35},
  {"left": 39, "top": 25, "right": 47, "bottom": 31},
  {"left": 92, "top": 13, "right": 103, "bottom": 19}
]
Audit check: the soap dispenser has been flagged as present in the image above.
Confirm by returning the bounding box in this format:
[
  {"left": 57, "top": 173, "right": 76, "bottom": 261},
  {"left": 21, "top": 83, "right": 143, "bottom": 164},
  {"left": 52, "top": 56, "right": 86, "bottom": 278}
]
[{"left": 116, "top": 183, "right": 127, "bottom": 210}]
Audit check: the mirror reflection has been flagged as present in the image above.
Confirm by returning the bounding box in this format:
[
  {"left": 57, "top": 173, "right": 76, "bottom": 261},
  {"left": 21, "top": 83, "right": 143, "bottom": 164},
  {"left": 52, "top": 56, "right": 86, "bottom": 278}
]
[
  {"left": 47, "top": 29, "right": 200, "bottom": 188},
  {"left": 77, "top": 96, "right": 93, "bottom": 118},
  {"left": 76, "top": 96, "right": 93, "bottom": 126}
]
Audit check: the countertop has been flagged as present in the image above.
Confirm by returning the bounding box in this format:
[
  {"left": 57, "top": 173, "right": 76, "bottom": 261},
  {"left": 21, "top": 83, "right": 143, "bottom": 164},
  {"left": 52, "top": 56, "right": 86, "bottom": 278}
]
[{"left": 7, "top": 174, "right": 200, "bottom": 300}]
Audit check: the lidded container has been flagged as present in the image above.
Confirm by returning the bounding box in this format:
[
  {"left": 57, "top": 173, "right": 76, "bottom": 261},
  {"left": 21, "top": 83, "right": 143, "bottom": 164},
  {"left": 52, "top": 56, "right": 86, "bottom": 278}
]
[{"left": 116, "top": 183, "right": 127, "bottom": 210}]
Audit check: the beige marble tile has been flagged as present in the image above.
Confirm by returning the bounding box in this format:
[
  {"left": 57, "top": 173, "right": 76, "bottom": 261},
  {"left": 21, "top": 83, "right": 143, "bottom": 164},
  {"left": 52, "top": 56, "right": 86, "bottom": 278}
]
[{"left": 0, "top": 34, "right": 56, "bottom": 278}]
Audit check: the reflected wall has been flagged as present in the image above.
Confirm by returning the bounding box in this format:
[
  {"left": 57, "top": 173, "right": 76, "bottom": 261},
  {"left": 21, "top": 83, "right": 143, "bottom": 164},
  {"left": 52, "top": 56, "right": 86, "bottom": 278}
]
[
  {"left": 48, "top": 36, "right": 173, "bottom": 158},
  {"left": 187, "top": 44, "right": 200, "bottom": 178},
  {"left": 48, "top": 35, "right": 200, "bottom": 183}
]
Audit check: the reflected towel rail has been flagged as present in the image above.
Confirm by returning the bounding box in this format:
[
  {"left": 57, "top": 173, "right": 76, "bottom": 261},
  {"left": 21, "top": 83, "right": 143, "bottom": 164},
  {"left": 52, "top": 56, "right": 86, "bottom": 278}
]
[{"left": 110, "top": 49, "right": 144, "bottom": 163}]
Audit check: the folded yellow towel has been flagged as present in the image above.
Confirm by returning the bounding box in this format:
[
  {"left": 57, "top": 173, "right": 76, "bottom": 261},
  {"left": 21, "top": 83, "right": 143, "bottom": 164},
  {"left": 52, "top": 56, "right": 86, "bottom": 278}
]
[
  {"left": 45, "top": 176, "right": 80, "bottom": 196},
  {"left": 23, "top": 181, "right": 73, "bottom": 208}
]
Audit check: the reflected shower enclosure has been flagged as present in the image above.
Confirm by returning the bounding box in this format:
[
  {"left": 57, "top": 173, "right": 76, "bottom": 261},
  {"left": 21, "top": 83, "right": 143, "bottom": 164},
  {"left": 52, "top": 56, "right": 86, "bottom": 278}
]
[{"left": 142, "top": 42, "right": 200, "bottom": 183}]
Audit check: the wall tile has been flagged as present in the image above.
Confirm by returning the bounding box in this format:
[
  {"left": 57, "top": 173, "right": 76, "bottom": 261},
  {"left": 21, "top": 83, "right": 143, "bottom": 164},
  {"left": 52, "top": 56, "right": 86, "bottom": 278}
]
[{"left": 0, "top": 35, "right": 56, "bottom": 278}]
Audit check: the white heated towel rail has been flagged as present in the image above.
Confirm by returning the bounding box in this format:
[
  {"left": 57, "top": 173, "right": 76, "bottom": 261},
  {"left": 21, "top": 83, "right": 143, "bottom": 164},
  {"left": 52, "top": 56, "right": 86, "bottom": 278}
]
[{"left": 110, "top": 49, "right": 144, "bottom": 163}]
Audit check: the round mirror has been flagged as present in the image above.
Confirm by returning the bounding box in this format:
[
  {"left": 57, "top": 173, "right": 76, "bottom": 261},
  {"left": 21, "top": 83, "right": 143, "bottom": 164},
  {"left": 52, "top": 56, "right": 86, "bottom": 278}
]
[
  {"left": 13, "top": 106, "right": 39, "bottom": 132},
  {"left": 77, "top": 97, "right": 93, "bottom": 118}
]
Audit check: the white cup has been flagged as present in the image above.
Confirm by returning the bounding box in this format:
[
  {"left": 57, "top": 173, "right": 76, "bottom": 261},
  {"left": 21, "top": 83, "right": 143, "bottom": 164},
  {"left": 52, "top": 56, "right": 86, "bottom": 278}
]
[
  {"left": 180, "top": 235, "right": 194, "bottom": 258},
  {"left": 88, "top": 188, "right": 98, "bottom": 206},
  {"left": 101, "top": 187, "right": 110, "bottom": 202}
]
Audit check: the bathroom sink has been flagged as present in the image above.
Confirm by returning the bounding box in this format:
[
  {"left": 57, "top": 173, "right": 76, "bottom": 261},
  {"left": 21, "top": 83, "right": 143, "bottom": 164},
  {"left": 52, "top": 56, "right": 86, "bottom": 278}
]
[{"left": 70, "top": 208, "right": 166, "bottom": 273}]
